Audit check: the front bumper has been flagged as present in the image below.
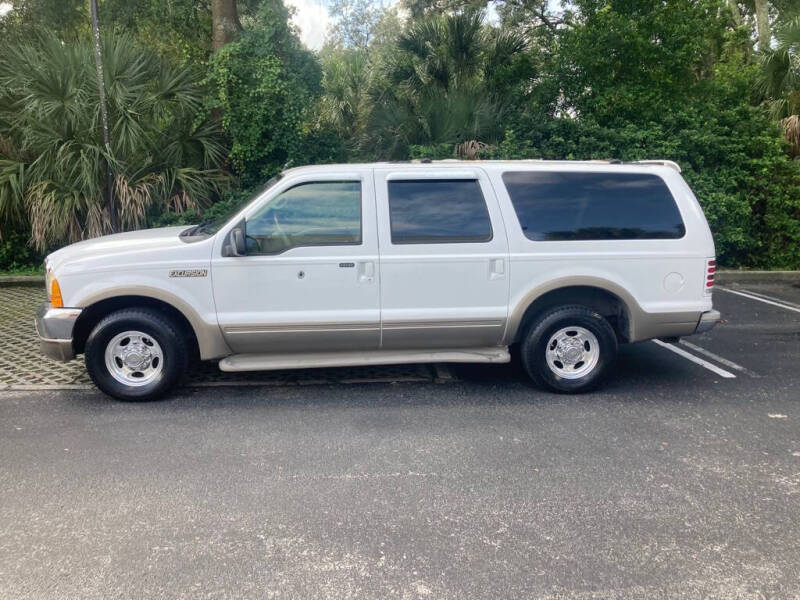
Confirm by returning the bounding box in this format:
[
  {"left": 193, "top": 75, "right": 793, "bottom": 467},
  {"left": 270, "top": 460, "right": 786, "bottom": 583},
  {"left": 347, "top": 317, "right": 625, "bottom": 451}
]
[
  {"left": 695, "top": 309, "right": 721, "bottom": 334},
  {"left": 35, "top": 303, "right": 82, "bottom": 361}
]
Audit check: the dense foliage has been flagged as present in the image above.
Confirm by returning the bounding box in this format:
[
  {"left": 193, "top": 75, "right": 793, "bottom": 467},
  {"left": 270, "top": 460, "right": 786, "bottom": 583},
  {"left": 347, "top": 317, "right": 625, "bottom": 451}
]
[
  {"left": 0, "top": 32, "right": 228, "bottom": 250},
  {"left": 205, "top": 1, "right": 325, "bottom": 186},
  {"left": 0, "top": 0, "right": 798, "bottom": 269}
]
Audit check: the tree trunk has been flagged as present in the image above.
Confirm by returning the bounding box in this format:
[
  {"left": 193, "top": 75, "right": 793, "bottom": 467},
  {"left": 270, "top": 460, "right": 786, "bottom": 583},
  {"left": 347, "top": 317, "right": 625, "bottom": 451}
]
[
  {"left": 90, "top": 0, "right": 118, "bottom": 233},
  {"left": 212, "top": 0, "right": 242, "bottom": 50},
  {"left": 754, "top": 0, "right": 770, "bottom": 51},
  {"left": 727, "top": 0, "right": 741, "bottom": 26}
]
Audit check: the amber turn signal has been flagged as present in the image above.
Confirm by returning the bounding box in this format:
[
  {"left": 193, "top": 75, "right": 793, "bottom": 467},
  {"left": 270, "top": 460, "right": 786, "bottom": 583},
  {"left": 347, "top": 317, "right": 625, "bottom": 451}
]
[{"left": 50, "top": 277, "right": 63, "bottom": 308}]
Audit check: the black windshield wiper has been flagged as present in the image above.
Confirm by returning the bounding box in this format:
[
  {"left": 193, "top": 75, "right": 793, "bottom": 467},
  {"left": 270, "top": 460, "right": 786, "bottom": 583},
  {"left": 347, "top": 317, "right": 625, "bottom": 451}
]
[{"left": 181, "top": 219, "right": 214, "bottom": 237}]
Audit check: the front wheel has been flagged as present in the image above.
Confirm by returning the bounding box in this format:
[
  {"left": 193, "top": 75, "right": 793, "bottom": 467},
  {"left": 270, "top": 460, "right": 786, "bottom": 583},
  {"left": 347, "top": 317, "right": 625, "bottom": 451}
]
[
  {"left": 520, "top": 305, "right": 618, "bottom": 393},
  {"left": 85, "top": 308, "right": 188, "bottom": 401}
]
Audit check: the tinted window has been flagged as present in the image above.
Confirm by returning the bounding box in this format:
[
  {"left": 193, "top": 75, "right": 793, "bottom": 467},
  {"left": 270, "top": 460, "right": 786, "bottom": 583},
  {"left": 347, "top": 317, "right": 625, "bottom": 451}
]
[
  {"left": 388, "top": 179, "right": 492, "bottom": 244},
  {"left": 247, "top": 181, "right": 361, "bottom": 254},
  {"left": 502, "top": 171, "right": 685, "bottom": 241}
]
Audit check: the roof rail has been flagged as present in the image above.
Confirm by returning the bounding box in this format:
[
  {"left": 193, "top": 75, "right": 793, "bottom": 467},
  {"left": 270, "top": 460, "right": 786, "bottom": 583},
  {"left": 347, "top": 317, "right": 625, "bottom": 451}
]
[{"left": 633, "top": 160, "right": 681, "bottom": 172}]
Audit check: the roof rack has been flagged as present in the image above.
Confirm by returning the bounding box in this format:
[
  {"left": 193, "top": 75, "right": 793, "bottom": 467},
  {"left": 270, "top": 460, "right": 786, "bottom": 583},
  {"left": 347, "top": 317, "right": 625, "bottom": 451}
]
[
  {"left": 382, "top": 158, "right": 682, "bottom": 172},
  {"left": 632, "top": 160, "right": 681, "bottom": 172}
]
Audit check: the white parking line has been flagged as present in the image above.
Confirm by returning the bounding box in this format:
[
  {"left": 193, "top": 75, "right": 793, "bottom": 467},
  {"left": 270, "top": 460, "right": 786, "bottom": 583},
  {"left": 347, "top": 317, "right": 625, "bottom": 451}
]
[
  {"left": 725, "top": 287, "right": 800, "bottom": 309},
  {"left": 679, "top": 340, "right": 759, "bottom": 377},
  {"left": 652, "top": 339, "right": 736, "bottom": 378},
  {"left": 717, "top": 287, "right": 800, "bottom": 314}
]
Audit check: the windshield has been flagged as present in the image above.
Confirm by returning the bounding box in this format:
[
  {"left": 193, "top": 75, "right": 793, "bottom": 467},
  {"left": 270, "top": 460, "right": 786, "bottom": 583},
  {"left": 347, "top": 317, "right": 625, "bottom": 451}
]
[{"left": 182, "top": 174, "right": 284, "bottom": 238}]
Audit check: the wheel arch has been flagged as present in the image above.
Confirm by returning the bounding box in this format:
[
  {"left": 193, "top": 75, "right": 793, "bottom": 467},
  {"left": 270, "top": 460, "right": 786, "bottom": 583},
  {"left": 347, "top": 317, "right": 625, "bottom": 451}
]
[
  {"left": 507, "top": 278, "right": 643, "bottom": 344},
  {"left": 72, "top": 289, "right": 230, "bottom": 360}
]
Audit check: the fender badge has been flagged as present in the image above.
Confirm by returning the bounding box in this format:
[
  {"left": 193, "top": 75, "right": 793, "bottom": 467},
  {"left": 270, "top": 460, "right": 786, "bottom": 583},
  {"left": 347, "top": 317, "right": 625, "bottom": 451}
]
[{"left": 169, "top": 269, "right": 208, "bottom": 278}]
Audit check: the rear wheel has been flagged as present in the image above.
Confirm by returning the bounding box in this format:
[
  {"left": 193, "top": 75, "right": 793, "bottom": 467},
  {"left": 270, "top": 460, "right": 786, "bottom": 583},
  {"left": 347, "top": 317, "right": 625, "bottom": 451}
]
[
  {"left": 85, "top": 308, "right": 188, "bottom": 401},
  {"left": 521, "top": 305, "right": 618, "bottom": 393}
]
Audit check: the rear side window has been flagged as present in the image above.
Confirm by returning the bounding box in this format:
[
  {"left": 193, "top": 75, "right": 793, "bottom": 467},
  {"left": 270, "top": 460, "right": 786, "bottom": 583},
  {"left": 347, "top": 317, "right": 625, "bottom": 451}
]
[
  {"left": 502, "top": 171, "right": 685, "bottom": 241},
  {"left": 388, "top": 179, "right": 493, "bottom": 244}
]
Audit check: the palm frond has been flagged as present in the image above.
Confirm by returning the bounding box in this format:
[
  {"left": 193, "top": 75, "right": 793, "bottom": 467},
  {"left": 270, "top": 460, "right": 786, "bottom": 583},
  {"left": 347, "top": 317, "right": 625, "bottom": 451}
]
[
  {"left": 362, "top": 9, "right": 514, "bottom": 156},
  {"left": 0, "top": 159, "right": 26, "bottom": 234},
  {"left": 781, "top": 114, "right": 800, "bottom": 156},
  {"left": 757, "top": 14, "right": 800, "bottom": 119},
  {"left": 0, "top": 31, "right": 230, "bottom": 250}
]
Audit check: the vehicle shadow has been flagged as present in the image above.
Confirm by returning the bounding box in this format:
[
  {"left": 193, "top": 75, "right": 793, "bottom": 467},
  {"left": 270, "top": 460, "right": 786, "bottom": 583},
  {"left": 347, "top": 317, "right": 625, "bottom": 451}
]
[{"left": 63, "top": 339, "right": 744, "bottom": 413}]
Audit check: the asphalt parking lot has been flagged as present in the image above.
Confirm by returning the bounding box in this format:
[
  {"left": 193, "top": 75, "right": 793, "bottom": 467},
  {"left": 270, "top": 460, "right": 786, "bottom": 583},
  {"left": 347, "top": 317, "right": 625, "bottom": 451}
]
[{"left": 1, "top": 281, "right": 799, "bottom": 599}]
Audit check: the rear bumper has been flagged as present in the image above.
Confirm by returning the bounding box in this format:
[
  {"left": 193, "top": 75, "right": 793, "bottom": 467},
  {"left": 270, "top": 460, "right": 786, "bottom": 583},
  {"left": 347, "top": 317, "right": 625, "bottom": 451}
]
[
  {"left": 695, "top": 309, "right": 721, "bottom": 334},
  {"left": 35, "top": 303, "right": 81, "bottom": 361}
]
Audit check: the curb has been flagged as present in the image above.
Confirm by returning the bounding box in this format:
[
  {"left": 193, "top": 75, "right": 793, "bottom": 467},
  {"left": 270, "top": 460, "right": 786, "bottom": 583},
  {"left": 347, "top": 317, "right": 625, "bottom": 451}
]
[
  {"left": 716, "top": 270, "right": 800, "bottom": 284},
  {"left": 0, "top": 275, "right": 44, "bottom": 285}
]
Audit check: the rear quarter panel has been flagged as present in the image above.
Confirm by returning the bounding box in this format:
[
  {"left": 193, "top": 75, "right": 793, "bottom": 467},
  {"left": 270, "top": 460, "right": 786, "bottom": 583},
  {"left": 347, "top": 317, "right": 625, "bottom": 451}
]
[{"left": 486, "top": 165, "right": 715, "bottom": 342}]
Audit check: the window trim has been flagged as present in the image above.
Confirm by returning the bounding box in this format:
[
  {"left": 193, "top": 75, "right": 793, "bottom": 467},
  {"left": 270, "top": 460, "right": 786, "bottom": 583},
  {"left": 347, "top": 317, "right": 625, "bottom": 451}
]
[
  {"left": 501, "top": 170, "right": 687, "bottom": 242},
  {"left": 388, "top": 178, "right": 494, "bottom": 245},
  {"left": 245, "top": 180, "right": 363, "bottom": 256}
]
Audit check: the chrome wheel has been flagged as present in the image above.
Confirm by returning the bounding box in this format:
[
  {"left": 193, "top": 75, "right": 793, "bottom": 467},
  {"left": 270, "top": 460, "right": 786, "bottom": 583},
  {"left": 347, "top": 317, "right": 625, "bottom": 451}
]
[
  {"left": 104, "top": 330, "right": 164, "bottom": 387},
  {"left": 545, "top": 326, "right": 600, "bottom": 379}
]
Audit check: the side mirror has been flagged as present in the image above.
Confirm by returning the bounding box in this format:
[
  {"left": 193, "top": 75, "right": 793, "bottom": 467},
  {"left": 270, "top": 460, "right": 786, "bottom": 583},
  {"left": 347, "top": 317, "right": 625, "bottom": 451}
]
[
  {"left": 223, "top": 219, "right": 247, "bottom": 257},
  {"left": 231, "top": 227, "right": 246, "bottom": 256}
]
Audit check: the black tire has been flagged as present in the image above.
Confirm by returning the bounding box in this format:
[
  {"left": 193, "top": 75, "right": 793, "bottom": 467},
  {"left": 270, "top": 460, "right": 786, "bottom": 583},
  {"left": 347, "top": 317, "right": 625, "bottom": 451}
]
[
  {"left": 520, "top": 305, "right": 618, "bottom": 393},
  {"left": 85, "top": 308, "right": 189, "bottom": 401}
]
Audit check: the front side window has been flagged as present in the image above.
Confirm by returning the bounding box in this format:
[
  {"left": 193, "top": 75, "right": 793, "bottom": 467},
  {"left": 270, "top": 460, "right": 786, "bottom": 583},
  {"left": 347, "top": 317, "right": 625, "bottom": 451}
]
[
  {"left": 246, "top": 181, "right": 361, "bottom": 254},
  {"left": 502, "top": 171, "right": 686, "bottom": 241},
  {"left": 388, "top": 179, "right": 493, "bottom": 244}
]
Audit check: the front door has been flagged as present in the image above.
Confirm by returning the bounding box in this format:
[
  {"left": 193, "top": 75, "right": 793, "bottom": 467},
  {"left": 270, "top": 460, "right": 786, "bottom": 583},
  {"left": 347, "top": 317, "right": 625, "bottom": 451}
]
[
  {"left": 374, "top": 167, "right": 510, "bottom": 349},
  {"left": 211, "top": 170, "right": 380, "bottom": 354}
]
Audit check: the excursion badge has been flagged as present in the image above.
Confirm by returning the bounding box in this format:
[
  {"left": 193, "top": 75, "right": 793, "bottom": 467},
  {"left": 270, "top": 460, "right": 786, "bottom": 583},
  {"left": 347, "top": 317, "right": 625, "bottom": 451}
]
[{"left": 169, "top": 269, "right": 208, "bottom": 278}]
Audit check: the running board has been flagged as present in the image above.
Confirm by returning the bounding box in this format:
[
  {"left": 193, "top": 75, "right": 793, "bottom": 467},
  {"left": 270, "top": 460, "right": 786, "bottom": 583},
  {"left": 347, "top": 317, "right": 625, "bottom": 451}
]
[{"left": 219, "top": 347, "right": 511, "bottom": 372}]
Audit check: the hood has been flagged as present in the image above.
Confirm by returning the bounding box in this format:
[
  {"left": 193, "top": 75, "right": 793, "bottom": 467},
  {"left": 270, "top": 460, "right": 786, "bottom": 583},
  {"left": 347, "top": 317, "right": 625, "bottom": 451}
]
[{"left": 46, "top": 226, "right": 194, "bottom": 272}]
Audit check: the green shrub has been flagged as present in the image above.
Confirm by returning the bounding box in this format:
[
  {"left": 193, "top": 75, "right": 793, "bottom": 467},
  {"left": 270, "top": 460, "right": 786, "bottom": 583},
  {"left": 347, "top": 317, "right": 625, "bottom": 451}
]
[
  {"left": 204, "top": 1, "right": 323, "bottom": 186},
  {"left": 0, "top": 232, "right": 43, "bottom": 273}
]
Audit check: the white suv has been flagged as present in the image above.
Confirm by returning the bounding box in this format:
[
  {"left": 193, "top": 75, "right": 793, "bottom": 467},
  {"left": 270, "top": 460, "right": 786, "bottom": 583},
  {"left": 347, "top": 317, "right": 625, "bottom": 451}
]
[{"left": 36, "top": 160, "right": 720, "bottom": 401}]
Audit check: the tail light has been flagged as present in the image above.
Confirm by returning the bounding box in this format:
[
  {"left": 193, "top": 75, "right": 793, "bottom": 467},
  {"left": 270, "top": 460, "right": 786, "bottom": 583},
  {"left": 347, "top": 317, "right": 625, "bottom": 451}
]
[{"left": 705, "top": 259, "right": 715, "bottom": 294}]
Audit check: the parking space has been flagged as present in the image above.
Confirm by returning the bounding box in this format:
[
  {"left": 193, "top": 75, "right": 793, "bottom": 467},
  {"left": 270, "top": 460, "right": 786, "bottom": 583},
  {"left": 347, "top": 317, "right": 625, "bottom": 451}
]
[
  {"left": 455, "top": 281, "right": 800, "bottom": 394},
  {"left": 690, "top": 282, "right": 800, "bottom": 380},
  {"left": 2, "top": 280, "right": 799, "bottom": 392}
]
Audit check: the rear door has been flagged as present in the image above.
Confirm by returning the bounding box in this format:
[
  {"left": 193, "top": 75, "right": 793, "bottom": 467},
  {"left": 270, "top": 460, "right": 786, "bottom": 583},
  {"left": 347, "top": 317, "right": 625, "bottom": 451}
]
[{"left": 374, "top": 167, "right": 510, "bottom": 349}]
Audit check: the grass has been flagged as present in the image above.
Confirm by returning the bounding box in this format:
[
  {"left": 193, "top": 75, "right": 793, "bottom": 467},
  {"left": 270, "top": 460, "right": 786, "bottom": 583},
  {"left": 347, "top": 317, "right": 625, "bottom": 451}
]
[{"left": 0, "top": 265, "right": 45, "bottom": 277}]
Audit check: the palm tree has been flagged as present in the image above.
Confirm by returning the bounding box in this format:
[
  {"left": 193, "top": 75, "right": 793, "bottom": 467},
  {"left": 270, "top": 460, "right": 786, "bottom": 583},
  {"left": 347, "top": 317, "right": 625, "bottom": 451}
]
[
  {"left": 0, "top": 32, "right": 228, "bottom": 249},
  {"left": 368, "top": 9, "right": 529, "bottom": 158},
  {"left": 318, "top": 49, "right": 373, "bottom": 152},
  {"left": 758, "top": 13, "right": 800, "bottom": 155}
]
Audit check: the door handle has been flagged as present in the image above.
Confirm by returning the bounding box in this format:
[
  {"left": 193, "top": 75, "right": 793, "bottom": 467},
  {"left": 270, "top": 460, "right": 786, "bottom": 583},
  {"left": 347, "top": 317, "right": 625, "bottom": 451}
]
[
  {"left": 358, "top": 261, "right": 375, "bottom": 283},
  {"left": 490, "top": 258, "right": 505, "bottom": 280}
]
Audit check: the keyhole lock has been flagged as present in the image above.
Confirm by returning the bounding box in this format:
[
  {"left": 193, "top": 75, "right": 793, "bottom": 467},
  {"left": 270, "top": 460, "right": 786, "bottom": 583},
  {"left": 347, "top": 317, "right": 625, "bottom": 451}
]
[{"left": 297, "top": 270, "right": 305, "bottom": 279}]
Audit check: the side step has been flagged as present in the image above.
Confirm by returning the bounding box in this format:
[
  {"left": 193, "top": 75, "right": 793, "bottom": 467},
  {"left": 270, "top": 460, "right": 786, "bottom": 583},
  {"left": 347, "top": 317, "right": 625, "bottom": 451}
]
[{"left": 219, "top": 347, "right": 511, "bottom": 373}]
